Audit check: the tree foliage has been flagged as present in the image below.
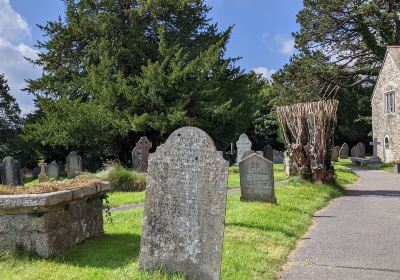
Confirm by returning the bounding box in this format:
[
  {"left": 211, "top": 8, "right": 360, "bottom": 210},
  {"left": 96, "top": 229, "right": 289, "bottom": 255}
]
[
  {"left": 25, "top": 0, "right": 263, "bottom": 161},
  {"left": 0, "top": 74, "right": 21, "bottom": 159}
]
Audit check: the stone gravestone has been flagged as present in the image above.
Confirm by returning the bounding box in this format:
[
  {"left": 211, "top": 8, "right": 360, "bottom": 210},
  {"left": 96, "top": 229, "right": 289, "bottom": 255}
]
[
  {"left": 351, "top": 143, "right": 365, "bottom": 158},
  {"left": 21, "top": 167, "right": 32, "bottom": 179},
  {"left": 38, "top": 160, "right": 49, "bottom": 183},
  {"left": 240, "top": 153, "right": 275, "bottom": 203},
  {"left": 263, "top": 145, "right": 273, "bottom": 162},
  {"left": 236, "top": 133, "right": 252, "bottom": 164},
  {"left": 357, "top": 142, "right": 365, "bottom": 158},
  {"left": 132, "top": 136, "right": 152, "bottom": 173},
  {"left": 0, "top": 157, "right": 23, "bottom": 186},
  {"left": 139, "top": 127, "right": 229, "bottom": 280},
  {"left": 47, "top": 161, "right": 59, "bottom": 179},
  {"left": 331, "top": 146, "right": 340, "bottom": 162},
  {"left": 66, "top": 151, "right": 82, "bottom": 179},
  {"left": 339, "top": 143, "right": 349, "bottom": 159}
]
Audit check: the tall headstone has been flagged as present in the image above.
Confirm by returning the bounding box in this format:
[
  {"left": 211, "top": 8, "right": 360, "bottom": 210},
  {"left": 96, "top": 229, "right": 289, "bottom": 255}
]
[
  {"left": 132, "top": 136, "right": 152, "bottom": 173},
  {"left": 236, "top": 133, "right": 252, "bottom": 164},
  {"left": 139, "top": 127, "right": 228, "bottom": 280},
  {"left": 47, "top": 161, "right": 59, "bottom": 179},
  {"left": 38, "top": 160, "right": 49, "bottom": 183},
  {"left": 339, "top": 143, "right": 349, "bottom": 159},
  {"left": 331, "top": 146, "right": 340, "bottom": 161},
  {"left": 240, "top": 153, "right": 275, "bottom": 203},
  {"left": 0, "top": 157, "right": 23, "bottom": 186},
  {"left": 263, "top": 145, "right": 273, "bottom": 162},
  {"left": 66, "top": 151, "right": 82, "bottom": 179}
]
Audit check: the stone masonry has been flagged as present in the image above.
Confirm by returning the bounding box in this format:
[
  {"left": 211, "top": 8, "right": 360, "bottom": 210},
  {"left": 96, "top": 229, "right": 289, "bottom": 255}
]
[
  {"left": 372, "top": 46, "right": 400, "bottom": 162},
  {"left": 0, "top": 183, "right": 111, "bottom": 257}
]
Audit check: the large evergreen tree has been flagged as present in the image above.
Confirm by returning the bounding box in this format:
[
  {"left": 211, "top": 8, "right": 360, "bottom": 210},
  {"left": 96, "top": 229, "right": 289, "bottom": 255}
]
[
  {"left": 26, "top": 0, "right": 263, "bottom": 161},
  {"left": 0, "top": 74, "right": 22, "bottom": 159}
]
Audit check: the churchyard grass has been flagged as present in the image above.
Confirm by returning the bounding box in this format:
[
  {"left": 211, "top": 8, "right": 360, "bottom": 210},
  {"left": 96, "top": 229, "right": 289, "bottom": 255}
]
[
  {"left": 107, "top": 191, "right": 146, "bottom": 208},
  {"left": 0, "top": 165, "right": 357, "bottom": 280}
]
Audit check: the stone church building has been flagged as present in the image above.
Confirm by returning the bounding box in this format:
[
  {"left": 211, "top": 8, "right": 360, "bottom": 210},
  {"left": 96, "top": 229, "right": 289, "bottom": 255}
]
[{"left": 372, "top": 46, "right": 400, "bottom": 163}]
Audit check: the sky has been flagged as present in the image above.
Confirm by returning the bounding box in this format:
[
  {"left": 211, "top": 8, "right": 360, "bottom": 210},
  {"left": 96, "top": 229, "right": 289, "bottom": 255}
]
[{"left": 1, "top": 0, "right": 303, "bottom": 114}]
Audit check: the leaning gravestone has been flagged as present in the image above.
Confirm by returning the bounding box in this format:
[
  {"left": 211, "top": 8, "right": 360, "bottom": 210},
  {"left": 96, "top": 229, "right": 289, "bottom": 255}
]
[
  {"left": 139, "top": 127, "right": 229, "bottom": 280},
  {"left": 339, "top": 143, "right": 349, "bottom": 159},
  {"left": 47, "top": 161, "right": 59, "bottom": 179},
  {"left": 331, "top": 146, "right": 340, "bottom": 161},
  {"left": 236, "top": 133, "right": 252, "bottom": 164},
  {"left": 0, "top": 157, "right": 23, "bottom": 186},
  {"left": 240, "top": 153, "right": 275, "bottom": 203},
  {"left": 66, "top": 151, "right": 82, "bottom": 179},
  {"left": 132, "top": 136, "right": 152, "bottom": 173}
]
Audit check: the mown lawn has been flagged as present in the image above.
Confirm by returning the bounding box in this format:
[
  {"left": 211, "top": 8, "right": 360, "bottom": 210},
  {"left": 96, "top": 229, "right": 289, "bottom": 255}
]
[{"left": 0, "top": 164, "right": 357, "bottom": 280}]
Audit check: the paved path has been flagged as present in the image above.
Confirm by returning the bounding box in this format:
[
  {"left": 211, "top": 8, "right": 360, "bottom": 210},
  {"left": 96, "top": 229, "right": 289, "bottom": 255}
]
[{"left": 281, "top": 169, "right": 400, "bottom": 280}]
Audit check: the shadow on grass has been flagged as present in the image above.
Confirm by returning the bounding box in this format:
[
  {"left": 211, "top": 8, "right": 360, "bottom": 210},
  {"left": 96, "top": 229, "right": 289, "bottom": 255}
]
[
  {"left": 51, "top": 233, "right": 141, "bottom": 269},
  {"left": 226, "top": 222, "right": 297, "bottom": 238}
]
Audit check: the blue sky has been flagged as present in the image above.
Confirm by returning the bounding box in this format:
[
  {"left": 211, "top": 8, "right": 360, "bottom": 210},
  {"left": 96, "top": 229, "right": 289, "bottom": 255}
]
[{"left": 1, "top": 0, "right": 302, "bottom": 113}]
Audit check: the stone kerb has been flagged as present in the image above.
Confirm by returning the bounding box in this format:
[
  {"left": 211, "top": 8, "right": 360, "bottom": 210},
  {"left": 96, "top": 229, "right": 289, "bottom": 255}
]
[{"left": 0, "top": 182, "right": 111, "bottom": 257}]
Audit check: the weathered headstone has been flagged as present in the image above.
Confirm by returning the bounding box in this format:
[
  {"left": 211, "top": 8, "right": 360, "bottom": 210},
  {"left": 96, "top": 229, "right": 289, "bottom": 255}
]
[
  {"left": 263, "top": 145, "right": 273, "bottom": 161},
  {"left": 47, "top": 161, "right": 59, "bottom": 179},
  {"left": 139, "top": 127, "right": 228, "bottom": 280},
  {"left": 351, "top": 142, "right": 366, "bottom": 158},
  {"left": 273, "top": 150, "right": 284, "bottom": 164},
  {"left": 66, "top": 151, "right": 82, "bottom": 179},
  {"left": 38, "top": 160, "right": 49, "bottom": 183},
  {"left": 242, "top": 150, "right": 256, "bottom": 160},
  {"left": 0, "top": 157, "right": 23, "bottom": 186},
  {"left": 339, "top": 143, "right": 349, "bottom": 159},
  {"left": 331, "top": 146, "right": 340, "bottom": 162},
  {"left": 132, "top": 136, "right": 152, "bottom": 173},
  {"left": 240, "top": 153, "right": 275, "bottom": 203},
  {"left": 236, "top": 133, "right": 252, "bottom": 164}
]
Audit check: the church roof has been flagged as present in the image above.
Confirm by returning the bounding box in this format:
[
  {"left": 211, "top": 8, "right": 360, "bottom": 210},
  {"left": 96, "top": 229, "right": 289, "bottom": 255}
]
[{"left": 387, "top": 46, "right": 400, "bottom": 68}]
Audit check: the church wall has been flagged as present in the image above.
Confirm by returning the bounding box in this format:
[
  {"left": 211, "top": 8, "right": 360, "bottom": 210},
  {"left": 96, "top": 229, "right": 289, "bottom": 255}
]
[{"left": 372, "top": 50, "right": 400, "bottom": 162}]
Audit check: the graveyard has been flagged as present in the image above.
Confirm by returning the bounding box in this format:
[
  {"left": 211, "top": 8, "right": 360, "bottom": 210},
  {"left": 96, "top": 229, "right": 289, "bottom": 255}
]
[{"left": 2, "top": 0, "right": 400, "bottom": 279}]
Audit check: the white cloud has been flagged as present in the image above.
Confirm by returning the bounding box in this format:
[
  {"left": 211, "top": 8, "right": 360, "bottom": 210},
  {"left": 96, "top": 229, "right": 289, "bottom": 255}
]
[
  {"left": 0, "top": 0, "right": 40, "bottom": 113},
  {"left": 253, "top": 66, "right": 276, "bottom": 80},
  {"left": 275, "top": 35, "right": 295, "bottom": 55}
]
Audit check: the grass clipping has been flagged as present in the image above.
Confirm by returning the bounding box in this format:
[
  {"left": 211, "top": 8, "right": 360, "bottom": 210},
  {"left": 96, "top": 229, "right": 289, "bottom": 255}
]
[{"left": 0, "top": 177, "right": 103, "bottom": 195}]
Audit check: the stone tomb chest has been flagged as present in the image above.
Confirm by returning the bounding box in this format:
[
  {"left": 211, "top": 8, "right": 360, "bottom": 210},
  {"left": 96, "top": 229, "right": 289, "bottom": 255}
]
[
  {"left": 0, "top": 182, "right": 111, "bottom": 257},
  {"left": 139, "top": 127, "right": 229, "bottom": 280}
]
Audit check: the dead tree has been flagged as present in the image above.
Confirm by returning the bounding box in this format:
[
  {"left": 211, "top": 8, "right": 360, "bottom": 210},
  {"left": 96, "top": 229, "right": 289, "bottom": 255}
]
[{"left": 277, "top": 100, "right": 338, "bottom": 183}]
